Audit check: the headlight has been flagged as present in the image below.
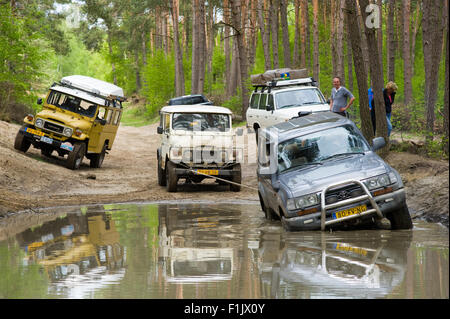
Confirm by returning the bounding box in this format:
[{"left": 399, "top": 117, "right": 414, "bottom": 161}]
[
  {"left": 35, "top": 118, "right": 44, "bottom": 128},
  {"left": 170, "top": 147, "right": 182, "bottom": 159},
  {"left": 363, "top": 174, "right": 391, "bottom": 190},
  {"left": 63, "top": 127, "right": 73, "bottom": 137},
  {"left": 287, "top": 193, "right": 319, "bottom": 210}
]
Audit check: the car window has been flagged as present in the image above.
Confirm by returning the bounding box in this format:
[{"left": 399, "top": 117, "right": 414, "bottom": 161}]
[
  {"left": 276, "top": 88, "right": 325, "bottom": 109},
  {"left": 277, "top": 125, "right": 370, "bottom": 173},
  {"left": 47, "top": 90, "right": 98, "bottom": 118},
  {"left": 259, "top": 94, "right": 267, "bottom": 110},
  {"left": 97, "top": 107, "right": 106, "bottom": 120},
  {"left": 192, "top": 96, "right": 205, "bottom": 104},
  {"left": 172, "top": 113, "right": 230, "bottom": 132},
  {"left": 268, "top": 94, "right": 274, "bottom": 109},
  {"left": 113, "top": 110, "right": 121, "bottom": 125},
  {"left": 106, "top": 109, "right": 113, "bottom": 124},
  {"left": 250, "top": 94, "right": 260, "bottom": 109},
  {"left": 164, "top": 113, "right": 170, "bottom": 130}
]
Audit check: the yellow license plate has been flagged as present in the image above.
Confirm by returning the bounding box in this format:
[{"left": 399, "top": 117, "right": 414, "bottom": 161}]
[
  {"left": 195, "top": 169, "right": 219, "bottom": 176},
  {"left": 26, "top": 128, "right": 44, "bottom": 137},
  {"left": 333, "top": 205, "right": 367, "bottom": 220}
]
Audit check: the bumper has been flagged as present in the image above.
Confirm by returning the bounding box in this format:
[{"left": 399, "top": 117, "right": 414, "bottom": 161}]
[
  {"left": 283, "top": 188, "right": 406, "bottom": 231},
  {"left": 174, "top": 166, "right": 240, "bottom": 178},
  {"left": 19, "top": 127, "right": 73, "bottom": 153}
]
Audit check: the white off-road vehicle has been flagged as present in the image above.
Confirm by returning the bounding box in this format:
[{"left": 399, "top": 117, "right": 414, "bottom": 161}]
[
  {"left": 246, "top": 76, "right": 329, "bottom": 142},
  {"left": 156, "top": 104, "right": 243, "bottom": 192}
]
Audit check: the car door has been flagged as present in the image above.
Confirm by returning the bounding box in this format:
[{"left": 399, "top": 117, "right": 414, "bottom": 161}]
[
  {"left": 258, "top": 136, "right": 278, "bottom": 211},
  {"left": 160, "top": 112, "right": 171, "bottom": 165},
  {"left": 247, "top": 93, "right": 260, "bottom": 128},
  {"left": 88, "top": 106, "right": 118, "bottom": 153}
]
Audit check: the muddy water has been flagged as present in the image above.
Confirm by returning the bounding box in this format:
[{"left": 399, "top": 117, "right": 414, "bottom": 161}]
[{"left": 0, "top": 201, "right": 447, "bottom": 299}]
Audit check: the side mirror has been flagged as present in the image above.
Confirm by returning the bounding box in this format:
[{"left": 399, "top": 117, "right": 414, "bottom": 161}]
[
  {"left": 37, "top": 98, "right": 43, "bottom": 105},
  {"left": 236, "top": 128, "right": 244, "bottom": 136},
  {"left": 326, "top": 99, "right": 331, "bottom": 105},
  {"left": 372, "top": 137, "right": 386, "bottom": 151},
  {"left": 266, "top": 104, "right": 274, "bottom": 112},
  {"left": 157, "top": 126, "right": 163, "bottom": 134}
]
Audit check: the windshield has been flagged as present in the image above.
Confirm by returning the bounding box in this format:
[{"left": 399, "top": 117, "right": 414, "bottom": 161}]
[
  {"left": 172, "top": 113, "right": 230, "bottom": 132},
  {"left": 47, "top": 90, "right": 98, "bottom": 118},
  {"left": 276, "top": 88, "right": 326, "bottom": 109},
  {"left": 278, "top": 125, "right": 370, "bottom": 173}
]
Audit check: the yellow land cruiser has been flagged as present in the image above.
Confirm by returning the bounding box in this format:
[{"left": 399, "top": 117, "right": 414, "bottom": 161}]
[{"left": 14, "top": 75, "right": 126, "bottom": 169}]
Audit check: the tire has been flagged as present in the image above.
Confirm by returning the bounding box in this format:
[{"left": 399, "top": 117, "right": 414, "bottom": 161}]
[
  {"left": 157, "top": 154, "right": 166, "bottom": 186},
  {"left": 90, "top": 144, "right": 107, "bottom": 168},
  {"left": 386, "top": 203, "right": 413, "bottom": 230},
  {"left": 165, "top": 160, "right": 178, "bottom": 192},
  {"left": 14, "top": 131, "right": 31, "bottom": 153},
  {"left": 66, "top": 142, "right": 86, "bottom": 170},
  {"left": 258, "top": 192, "right": 269, "bottom": 217},
  {"left": 230, "top": 163, "right": 242, "bottom": 192}
]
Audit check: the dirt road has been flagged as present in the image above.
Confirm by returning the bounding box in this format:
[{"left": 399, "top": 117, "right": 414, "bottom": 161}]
[{"left": 0, "top": 120, "right": 448, "bottom": 226}]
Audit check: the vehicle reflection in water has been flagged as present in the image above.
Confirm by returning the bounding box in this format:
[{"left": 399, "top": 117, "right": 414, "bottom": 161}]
[
  {"left": 256, "top": 230, "right": 412, "bottom": 298},
  {"left": 157, "top": 203, "right": 240, "bottom": 284},
  {"left": 16, "top": 206, "right": 126, "bottom": 298}
]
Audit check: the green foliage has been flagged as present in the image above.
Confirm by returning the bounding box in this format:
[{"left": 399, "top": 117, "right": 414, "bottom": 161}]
[{"left": 141, "top": 50, "right": 175, "bottom": 117}]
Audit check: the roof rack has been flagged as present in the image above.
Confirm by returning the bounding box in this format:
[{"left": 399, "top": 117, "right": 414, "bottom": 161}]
[{"left": 253, "top": 77, "right": 318, "bottom": 93}]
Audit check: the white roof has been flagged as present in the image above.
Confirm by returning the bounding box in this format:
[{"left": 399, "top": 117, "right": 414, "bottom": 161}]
[
  {"left": 61, "top": 75, "right": 125, "bottom": 99},
  {"left": 160, "top": 104, "right": 233, "bottom": 115},
  {"left": 51, "top": 85, "right": 107, "bottom": 106}
]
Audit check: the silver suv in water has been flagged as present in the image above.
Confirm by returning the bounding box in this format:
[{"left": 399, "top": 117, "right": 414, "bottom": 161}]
[{"left": 257, "top": 111, "right": 413, "bottom": 231}]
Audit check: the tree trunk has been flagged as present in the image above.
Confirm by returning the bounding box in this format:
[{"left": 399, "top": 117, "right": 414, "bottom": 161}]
[
  {"left": 402, "top": 0, "right": 413, "bottom": 105},
  {"left": 257, "top": 0, "right": 271, "bottom": 70},
  {"left": 422, "top": 0, "right": 445, "bottom": 141},
  {"left": 270, "top": 0, "right": 280, "bottom": 69},
  {"left": 107, "top": 31, "right": 117, "bottom": 85},
  {"left": 171, "top": 0, "right": 185, "bottom": 96},
  {"left": 377, "top": 0, "right": 383, "bottom": 72},
  {"left": 359, "top": 0, "right": 388, "bottom": 155},
  {"left": 387, "top": 0, "right": 396, "bottom": 82},
  {"left": 191, "top": 0, "right": 199, "bottom": 93},
  {"left": 345, "top": 0, "right": 373, "bottom": 142},
  {"left": 300, "top": 0, "right": 307, "bottom": 69},
  {"left": 312, "top": 0, "right": 320, "bottom": 85},
  {"left": 410, "top": 1, "right": 421, "bottom": 76},
  {"left": 335, "top": 0, "right": 345, "bottom": 85},
  {"left": 444, "top": 22, "right": 449, "bottom": 155},
  {"left": 293, "top": 0, "right": 300, "bottom": 68},
  {"left": 224, "top": 0, "right": 232, "bottom": 93},
  {"left": 230, "top": 0, "right": 249, "bottom": 120},
  {"left": 280, "top": 0, "right": 291, "bottom": 68},
  {"left": 197, "top": 1, "right": 206, "bottom": 93}
]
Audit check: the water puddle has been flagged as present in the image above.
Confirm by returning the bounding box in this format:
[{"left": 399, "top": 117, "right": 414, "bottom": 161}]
[{"left": 0, "top": 202, "right": 447, "bottom": 299}]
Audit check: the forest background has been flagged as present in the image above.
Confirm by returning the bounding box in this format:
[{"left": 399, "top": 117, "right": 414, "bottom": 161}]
[{"left": 0, "top": 0, "right": 448, "bottom": 157}]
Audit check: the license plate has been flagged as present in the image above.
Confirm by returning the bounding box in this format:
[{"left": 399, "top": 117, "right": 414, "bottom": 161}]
[
  {"left": 333, "top": 205, "right": 367, "bottom": 220},
  {"left": 194, "top": 169, "right": 219, "bottom": 176},
  {"left": 26, "top": 128, "right": 44, "bottom": 137},
  {"left": 40, "top": 136, "right": 53, "bottom": 144}
]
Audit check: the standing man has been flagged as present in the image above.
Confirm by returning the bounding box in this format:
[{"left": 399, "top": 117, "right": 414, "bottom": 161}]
[{"left": 330, "top": 77, "right": 355, "bottom": 117}]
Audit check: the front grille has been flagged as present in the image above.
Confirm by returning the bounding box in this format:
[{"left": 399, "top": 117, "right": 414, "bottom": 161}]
[
  {"left": 325, "top": 185, "right": 364, "bottom": 205},
  {"left": 43, "top": 121, "right": 64, "bottom": 134}
]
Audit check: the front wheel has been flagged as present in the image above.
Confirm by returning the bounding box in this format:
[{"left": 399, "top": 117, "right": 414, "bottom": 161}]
[
  {"left": 386, "top": 203, "right": 413, "bottom": 230},
  {"left": 230, "top": 163, "right": 242, "bottom": 192},
  {"left": 66, "top": 142, "right": 86, "bottom": 170},
  {"left": 165, "top": 160, "right": 178, "bottom": 192},
  {"left": 157, "top": 154, "right": 166, "bottom": 186},
  {"left": 14, "top": 131, "right": 31, "bottom": 153},
  {"left": 90, "top": 144, "right": 107, "bottom": 168}
]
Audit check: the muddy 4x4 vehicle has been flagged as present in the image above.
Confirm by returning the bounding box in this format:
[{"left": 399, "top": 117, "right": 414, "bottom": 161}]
[
  {"left": 257, "top": 111, "right": 413, "bottom": 231},
  {"left": 157, "top": 104, "right": 243, "bottom": 192},
  {"left": 14, "top": 75, "right": 126, "bottom": 170},
  {"left": 247, "top": 70, "right": 329, "bottom": 141}
]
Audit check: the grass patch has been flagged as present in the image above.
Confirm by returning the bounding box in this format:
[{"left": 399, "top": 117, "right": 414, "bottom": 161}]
[{"left": 120, "top": 106, "right": 159, "bottom": 127}]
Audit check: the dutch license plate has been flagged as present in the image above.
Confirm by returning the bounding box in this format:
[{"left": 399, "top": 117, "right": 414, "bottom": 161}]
[
  {"left": 333, "top": 205, "right": 367, "bottom": 220},
  {"left": 26, "top": 127, "right": 44, "bottom": 137},
  {"left": 40, "top": 136, "right": 53, "bottom": 144},
  {"left": 195, "top": 169, "right": 219, "bottom": 176}
]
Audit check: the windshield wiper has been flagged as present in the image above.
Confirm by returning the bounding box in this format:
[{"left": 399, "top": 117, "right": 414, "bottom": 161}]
[
  {"left": 319, "top": 152, "right": 365, "bottom": 162},
  {"left": 301, "top": 102, "right": 321, "bottom": 105},
  {"left": 281, "top": 162, "right": 323, "bottom": 173}
]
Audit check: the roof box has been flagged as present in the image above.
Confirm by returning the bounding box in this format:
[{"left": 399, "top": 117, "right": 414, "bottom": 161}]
[
  {"left": 251, "top": 68, "right": 309, "bottom": 86},
  {"left": 60, "top": 75, "right": 126, "bottom": 101}
]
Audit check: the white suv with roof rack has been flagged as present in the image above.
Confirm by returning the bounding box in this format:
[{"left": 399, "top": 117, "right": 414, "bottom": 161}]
[{"left": 246, "top": 74, "right": 329, "bottom": 142}]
